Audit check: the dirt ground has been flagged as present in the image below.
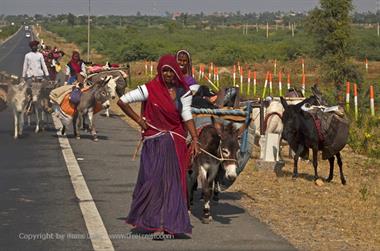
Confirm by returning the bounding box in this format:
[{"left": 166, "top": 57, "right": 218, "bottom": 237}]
[
  {"left": 110, "top": 100, "right": 379, "bottom": 251},
  {"left": 38, "top": 28, "right": 379, "bottom": 251},
  {"left": 230, "top": 146, "right": 379, "bottom": 251}
]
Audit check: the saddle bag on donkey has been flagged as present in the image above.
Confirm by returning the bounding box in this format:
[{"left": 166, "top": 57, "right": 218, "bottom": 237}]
[
  {"left": 309, "top": 106, "right": 349, "bottom": 160},
  {"left": 55, "top": 86, "right": 103, "bottom": 127}
]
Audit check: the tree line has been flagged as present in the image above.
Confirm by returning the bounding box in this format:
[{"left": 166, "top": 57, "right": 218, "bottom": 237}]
[{"left": 2, "top": 10, "right": 379, "bottom": 28}]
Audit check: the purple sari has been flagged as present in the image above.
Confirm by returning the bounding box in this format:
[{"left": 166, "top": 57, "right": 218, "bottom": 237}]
[
  {"left": 184, "top": 75, "right": 197, "bottom": 87},
  {"left": 126, "top": 134, "right": 192, "bottom": 234},
  {"left": 126, "top": 55, "right": 192, "bottom": 235}
]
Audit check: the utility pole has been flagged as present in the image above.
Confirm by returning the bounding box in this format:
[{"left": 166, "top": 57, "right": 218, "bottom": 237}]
[
  {"left": 291, "top": 23, "right": 295, "bottom": 37},
  {"left": 87, "top": 0, "right": 91, "bottom": 62},
  {"left": 377, "top": 0, "right": 380, "bottom": 37}
]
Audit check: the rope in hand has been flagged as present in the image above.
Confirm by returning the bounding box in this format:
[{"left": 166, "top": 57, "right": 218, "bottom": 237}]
[{"left": 132, "top": 119, "right": 237, "bottom": 163}]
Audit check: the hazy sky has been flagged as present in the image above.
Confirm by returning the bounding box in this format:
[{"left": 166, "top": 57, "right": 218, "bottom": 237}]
[{"left": 0, "top": 0, "right": 377, "bottom": 16}]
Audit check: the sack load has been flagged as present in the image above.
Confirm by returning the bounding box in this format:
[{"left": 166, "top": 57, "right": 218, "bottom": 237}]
[
  {"left": 58, "top": 93, "right": 76, "bottom": 126},
  {"left": 320, "top": 111, "right": 349, "bottom": 160},
  {"left": 49, "top": 85, "right": 72, "bottom": 105}
]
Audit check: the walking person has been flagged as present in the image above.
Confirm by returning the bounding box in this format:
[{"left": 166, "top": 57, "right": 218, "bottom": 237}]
[
  {"left": 117, "top": 54, "right": 199, "bottom": 239},
  {"left": 65, "top": 51, "right": 86, "bottom": 85},
  {"left": 22, "top": 40, "right": 49, "bottom": 82}
]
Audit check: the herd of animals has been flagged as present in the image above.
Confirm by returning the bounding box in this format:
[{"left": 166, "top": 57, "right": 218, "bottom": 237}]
[
  {"left": 0, "top": 69, "right": 126, "bottom": 140},
  {"left": 0, "top": 70, "right": 349, "bottom": 224}
]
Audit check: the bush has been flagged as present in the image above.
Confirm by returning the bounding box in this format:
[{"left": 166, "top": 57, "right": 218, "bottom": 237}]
[{"left": 349, "top": 115, "right": 380, "bottom": 158}]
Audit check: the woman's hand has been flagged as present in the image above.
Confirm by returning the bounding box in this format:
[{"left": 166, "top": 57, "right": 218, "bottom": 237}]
[
  {"left": 189, "top": 138, "right": 200, "bottom": 156},
  {"left": 137, "top": 117, "right": 148, "bottom": 130}
]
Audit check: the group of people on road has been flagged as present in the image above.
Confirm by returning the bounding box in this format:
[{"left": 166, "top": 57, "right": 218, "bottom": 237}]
[
  {"left": 40, "top": 44, "right": 65, "bottom": 81},
  {"left": 23, "top": 38, "right": 212, "bottom": 239},
  {"left": 22, "top": 40, "right": 87, "bottom": 85}
]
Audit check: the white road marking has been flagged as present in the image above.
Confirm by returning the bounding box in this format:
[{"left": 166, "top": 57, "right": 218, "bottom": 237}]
[{"left": 52, "top": 116, "right": 114, "bottom": 251}]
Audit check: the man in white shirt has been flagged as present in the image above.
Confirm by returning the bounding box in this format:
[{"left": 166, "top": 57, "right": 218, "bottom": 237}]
[{"left": 22, "top": 40, "right": 49, "bottom": 81}]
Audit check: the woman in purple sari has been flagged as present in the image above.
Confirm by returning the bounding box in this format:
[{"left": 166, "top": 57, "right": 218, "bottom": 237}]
[{"left": 117, "top": 55, "right": 199, "bottom": 239}]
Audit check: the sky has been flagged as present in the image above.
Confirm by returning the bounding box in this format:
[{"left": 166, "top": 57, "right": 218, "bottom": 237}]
[{"left": 0, "top": 0, "right": 378, "bottom": 16}]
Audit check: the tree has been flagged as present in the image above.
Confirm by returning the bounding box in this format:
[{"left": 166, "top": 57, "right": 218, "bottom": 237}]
[
  {"left": 166, "top": 21, "right": 177, "bottom": 33},
  {"left": 306, "top": 0, "right": 362, "bottom": 101},
  {"left": 67, "top": 13, "right": 75, "bottom": 27},
  {"left": 182, "top": 13, "right": 188, "bottom": 27}
]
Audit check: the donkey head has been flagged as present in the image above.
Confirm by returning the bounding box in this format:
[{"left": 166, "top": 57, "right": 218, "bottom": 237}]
[
  {"left": 9, "top": 83, "right": 28, "bottom": 113},
  {"left": 30, "top": 81, "right": 44, "bottom": 103},
  {"left": 102, "top": 75, "right": 120, "bottom": 100},
  {"left": 94, "top": 78, "right": 112, "bottom": 109},
  {"left": 115, "top": 70, "right": 128, "bottom": 97},
  {"left": 310, "top": 84, "right": 329, "bottom": 106},
  {"left": 280, "top": 97, "right": 301, "bottom": 143},
  {"left": 213, "top": 119, "right": 250, "bottom": 181}
]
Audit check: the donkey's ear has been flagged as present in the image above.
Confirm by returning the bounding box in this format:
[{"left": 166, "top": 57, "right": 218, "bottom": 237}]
[
  {"left": 104, "top": 76, "right": 112, "bottom": 84},
  {"left": 99, "top": 76, "right": 111, "bottom": 87},
  {"left": 280, "top": 97, "right": 288, "bottom": 110},
  {"left": 311, "top": 84, "right": 322, "bottom": 96},
  {"left": 211, "top": 116, "right": 223, "bottom": 135}
]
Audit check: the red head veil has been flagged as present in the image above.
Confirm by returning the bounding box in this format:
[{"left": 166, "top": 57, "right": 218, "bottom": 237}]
[
  {"left": 143, "top": 54, "right": 189, "bottom": 136},
  {"left": 156, "top": 54, "right": 188, "bottom": 90}
]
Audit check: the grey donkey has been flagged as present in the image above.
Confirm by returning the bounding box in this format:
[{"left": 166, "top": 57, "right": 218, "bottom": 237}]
[
  {"left": 25, "top": 79, "right": 50, "bottom": 133},
  {"left": 7, "top": 83, "right": 28, "bottom": 139},
  {"left": 61, "top": 77, "right": 112, "bottom": 141}
]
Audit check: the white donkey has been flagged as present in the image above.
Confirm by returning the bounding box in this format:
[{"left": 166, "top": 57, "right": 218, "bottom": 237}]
[
  {"left": 251, "top": 96, "right": 305, "bottom": 161},
  {"left": 7, "top": 83, "right": 28, "bottom": 138},
  {"left": 86, "top": 70, "right": 127, "bottom": 117},
  {"left": 103, "top": 75, "right": 119, "bottom": 117}
]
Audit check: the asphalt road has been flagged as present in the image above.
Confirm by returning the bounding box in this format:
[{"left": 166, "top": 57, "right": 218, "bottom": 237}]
[{"left": 0, "top": 27, "right": 296, "bottom": 251}]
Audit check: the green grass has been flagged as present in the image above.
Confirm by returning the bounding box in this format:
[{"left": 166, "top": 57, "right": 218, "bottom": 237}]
[
  {"left": 0, "top": 25, "right": 19, "bottom": 41},
  {"left": 45, "top": 24, "right": 313, "bottom": 65}
]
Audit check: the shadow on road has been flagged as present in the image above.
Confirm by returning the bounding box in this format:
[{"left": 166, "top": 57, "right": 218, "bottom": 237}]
[{"left": 190, "top": 191, "right": 246, "bottom": 224}]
